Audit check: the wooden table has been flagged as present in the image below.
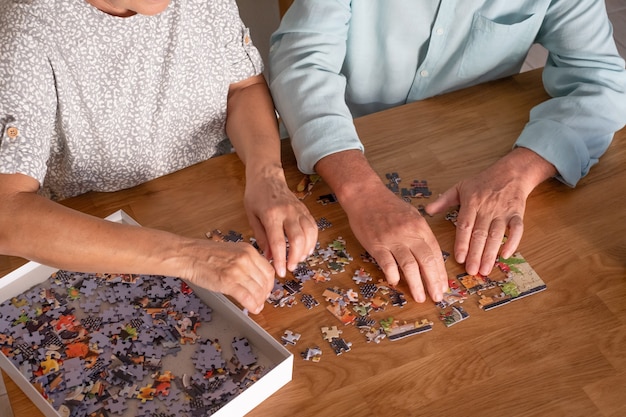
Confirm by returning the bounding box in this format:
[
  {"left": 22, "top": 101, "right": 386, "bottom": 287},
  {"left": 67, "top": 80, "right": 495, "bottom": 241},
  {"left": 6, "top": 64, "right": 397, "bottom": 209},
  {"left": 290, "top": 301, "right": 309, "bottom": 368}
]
[{"left": 2, "top": 69, "right": 625, "bottom": 417}]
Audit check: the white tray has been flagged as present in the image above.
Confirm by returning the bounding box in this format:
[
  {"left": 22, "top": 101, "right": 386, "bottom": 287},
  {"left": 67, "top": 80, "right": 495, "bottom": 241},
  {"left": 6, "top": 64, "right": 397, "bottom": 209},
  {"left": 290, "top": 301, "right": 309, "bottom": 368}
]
[{"left": 0, "top": 210, "right": 292, "bottom": 417}]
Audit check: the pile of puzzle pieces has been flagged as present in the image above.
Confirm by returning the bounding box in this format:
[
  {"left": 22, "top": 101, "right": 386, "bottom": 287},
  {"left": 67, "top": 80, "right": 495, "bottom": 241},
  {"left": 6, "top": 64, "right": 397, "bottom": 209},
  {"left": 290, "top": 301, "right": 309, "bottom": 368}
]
[
  {"left": 264, "top": 219, "right": 546, "bottom": 355},
  {"left": 385, "top": 172, "right": 433, "bottom": 202},
  {"left": 0, "top": 271, "right": 267, "bottom": 417},
  {"left": 266, "top": 234, "right": 434, "bottom": 355}
]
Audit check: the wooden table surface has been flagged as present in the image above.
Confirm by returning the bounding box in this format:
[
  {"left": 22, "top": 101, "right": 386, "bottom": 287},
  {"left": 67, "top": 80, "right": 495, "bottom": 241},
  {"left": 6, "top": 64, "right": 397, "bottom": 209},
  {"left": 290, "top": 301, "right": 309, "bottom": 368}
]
[{"left": 2, "top": 69, "right": 625, "bottom": 417}]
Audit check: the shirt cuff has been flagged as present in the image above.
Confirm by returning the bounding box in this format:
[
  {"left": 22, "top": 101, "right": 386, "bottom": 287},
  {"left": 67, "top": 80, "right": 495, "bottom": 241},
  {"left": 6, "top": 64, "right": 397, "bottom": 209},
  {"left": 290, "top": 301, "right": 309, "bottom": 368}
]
[
  {"left": 515, "top": 119, "right": 591, "bottom": 187},
  {"left": 291, "top": 116, "right": 364, "bottom": 174}
]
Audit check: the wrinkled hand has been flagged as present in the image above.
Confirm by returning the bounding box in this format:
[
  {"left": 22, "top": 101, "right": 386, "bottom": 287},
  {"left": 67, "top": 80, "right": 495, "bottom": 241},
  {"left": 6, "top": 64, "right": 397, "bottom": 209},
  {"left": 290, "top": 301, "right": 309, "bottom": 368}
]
[
  {"left": 426, "top": 148, "right": 555, "bottom": 276},
  {"left": 244, "top": 171, "right": 318, "bottom": 278},
  {"left": 342, "top": 185, "right": 448, "bottom": 303},
  {"left": 186, "top": 239, "right": 276, "bottom": 314}
]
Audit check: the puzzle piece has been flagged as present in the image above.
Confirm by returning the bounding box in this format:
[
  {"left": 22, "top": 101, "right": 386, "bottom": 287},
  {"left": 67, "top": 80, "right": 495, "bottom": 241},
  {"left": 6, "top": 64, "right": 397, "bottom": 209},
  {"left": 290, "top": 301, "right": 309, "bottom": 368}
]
[
  {"left": 280, "top": 330, "right": 301, "bottom": 346},
  {"left": 439, "top": 305, "right": 470, "bottom": 327},
  {"left": 293, "top": 174, "right": 321, "bottom": 199},
  {"left": 136, "top": 384, "right": 156, "bottom": 403},
  {"left": 320, "top": 326, "right": 342, "bottom": 342},
  {"left": 322, "top": 288, "right": 343, "bottom": 304},
  {"left": 326, "top": 303, "right": 356, "bottom": 325},
  {"left": 301, "top": 346, "right": 322, "bottom": 362},
  {"left": 105, "top": 397, "right": 128, "bottom": 415},
  {"left": 329, "top": 338, "right": 352, "bottom": 355},
  {"left": 316, "top": 217, "right": 333, "bottom": 231},
  {"left": 494, "top": 252, "right": 547, "bottom": 299},
  {"left": 300, "top": 293, "right": 319, "bottom": 310},
  {"left": 312, "top": 269, "right": 331, "bottom": 283},
  {"left": 388, "top": 289, "right": 407, "bottom": 307},
  {"left": 445, "top": 207, "right": 459, "bottom": 225},
  {"left": 408, "top": 179, "right": 432, "bottom": 198},
  {"left": 283, "top": 279, "right": 303, "bottom": 295},
  {"left": 385, "top": 319, "right": 433, "bottom": 341},
  {"left": 316, "top": 193, "right": 338, "bottom": 205},
  {"left": 232, "top": 337, "right": 257, "bottom": 367},
  {"left": 352, "top": 268, "right": 372, "bottom": 284},
  {"left": 363, "top": 327, "right": 386, "bottom": 344},
  {"left": 359, "top": 283, "right": 379, "bottom": 299}
]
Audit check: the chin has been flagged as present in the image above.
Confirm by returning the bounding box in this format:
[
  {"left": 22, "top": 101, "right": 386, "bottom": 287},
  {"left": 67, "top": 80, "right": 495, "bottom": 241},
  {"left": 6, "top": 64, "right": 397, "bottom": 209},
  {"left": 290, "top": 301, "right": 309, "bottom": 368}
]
[{"left": 138, "top": 0, "right": 171, "bottom": 15}]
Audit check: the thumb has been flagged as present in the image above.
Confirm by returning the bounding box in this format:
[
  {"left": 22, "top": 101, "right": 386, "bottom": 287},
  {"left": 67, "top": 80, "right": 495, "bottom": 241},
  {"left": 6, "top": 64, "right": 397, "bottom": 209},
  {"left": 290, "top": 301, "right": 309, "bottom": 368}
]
[{"left": 425, "top": 185, "right": 460, "bottom": 216}]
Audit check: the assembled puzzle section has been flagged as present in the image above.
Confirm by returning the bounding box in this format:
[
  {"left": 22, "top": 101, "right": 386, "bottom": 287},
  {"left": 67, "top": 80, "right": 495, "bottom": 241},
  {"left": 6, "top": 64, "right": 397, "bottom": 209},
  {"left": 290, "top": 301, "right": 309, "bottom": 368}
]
[
  {"left": 0, "top": 210, "right": 292, "bottom": 417},
  {"left": 435, "top": 255, "right": 547, "bottom": 324}
]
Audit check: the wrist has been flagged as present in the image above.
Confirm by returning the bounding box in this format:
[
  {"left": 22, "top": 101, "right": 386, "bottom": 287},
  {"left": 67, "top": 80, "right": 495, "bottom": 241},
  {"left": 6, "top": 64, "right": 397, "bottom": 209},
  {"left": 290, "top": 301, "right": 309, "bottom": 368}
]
[
  {"left": 245, "top": 162, "right": 285, "bottom": 182},
  {"left": 503, "top": 147, "right": 557, "bottom": 190},
  {"left": 315, "top": 150, "right": 386, "bottom": 203}
]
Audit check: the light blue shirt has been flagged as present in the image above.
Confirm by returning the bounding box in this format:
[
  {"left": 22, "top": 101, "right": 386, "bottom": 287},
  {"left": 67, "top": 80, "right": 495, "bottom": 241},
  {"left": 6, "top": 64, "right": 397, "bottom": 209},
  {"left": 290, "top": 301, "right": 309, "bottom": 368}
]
[{"left": 269, "top": 0, "right": 626, "bottom": 186}]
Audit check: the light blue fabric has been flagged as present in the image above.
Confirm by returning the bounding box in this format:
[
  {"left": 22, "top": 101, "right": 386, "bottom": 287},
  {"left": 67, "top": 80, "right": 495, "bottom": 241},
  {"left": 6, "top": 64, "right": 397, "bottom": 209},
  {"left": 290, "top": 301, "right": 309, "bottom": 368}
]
[{"left": 269, "top": 0, "right": 626, "bottom": 186}]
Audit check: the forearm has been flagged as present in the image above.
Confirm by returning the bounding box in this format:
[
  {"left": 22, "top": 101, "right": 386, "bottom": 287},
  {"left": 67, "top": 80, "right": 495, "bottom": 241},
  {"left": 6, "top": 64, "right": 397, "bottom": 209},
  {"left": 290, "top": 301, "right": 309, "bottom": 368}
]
[
  {"left": 226, "top": 74, "right": 284, "bottom": 180},
  {"left": 0, "top": 190, "right": 193, "bottom": 278}
]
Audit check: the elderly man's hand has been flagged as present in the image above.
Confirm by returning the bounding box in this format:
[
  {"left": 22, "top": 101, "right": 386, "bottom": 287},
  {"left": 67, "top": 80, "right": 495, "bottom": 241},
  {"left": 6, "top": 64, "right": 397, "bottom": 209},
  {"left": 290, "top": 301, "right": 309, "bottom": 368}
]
[
  {"left": 341, "top": 182, "right": 449, "bottom": 303},
  {"left": 426, "top": 147, "right": 556, "bottom": 275}
]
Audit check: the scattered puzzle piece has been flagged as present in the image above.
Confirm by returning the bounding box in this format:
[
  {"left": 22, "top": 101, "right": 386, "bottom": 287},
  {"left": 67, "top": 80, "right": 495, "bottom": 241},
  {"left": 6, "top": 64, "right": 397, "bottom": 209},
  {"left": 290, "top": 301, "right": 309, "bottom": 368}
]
[
  {"left": 316, "top": 193, "right": 338, "bottom": 205},
  {"left": 439, "top": 305, "right": 470, "bottom": 327},
  {"left": 329, "top": 338, "right": 352, "bottom": 355},
  {"left": 281, "top": 330, "right": 301, "bottom": 346},
  {"left": 300, "top": 346, "right": 323, "bottom": 362},
  {"left": 320, "top": 326, "right": 342, "bottom": 342}
]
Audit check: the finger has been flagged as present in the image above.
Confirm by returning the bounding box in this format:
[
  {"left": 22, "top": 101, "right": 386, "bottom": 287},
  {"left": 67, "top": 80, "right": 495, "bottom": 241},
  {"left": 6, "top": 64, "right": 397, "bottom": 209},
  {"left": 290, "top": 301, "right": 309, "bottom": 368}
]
[
  {"left": 412, "top": 246, "right": 448, "bottom": 303},
  {"left": 282, "top": 218, "right": 306, "bottom": 273},
  {"left": 372, "top": 250, "right": 402, "bottom": 288},
  {"left": 501, "top": 214, "right": 524, "bottom": 259},
  {"left": 293, "top": 213, "right": 318, "bottom": 266},
  {"left": 453, "top": 206, "right": 477, "bottom": 265},
  {"left": 478, "top": 217, "right": 508, "bottom": 276},
  {"left": 425, "top": 186, "right": 459, "bottom": 216},
  {"left": 393, "top": 246, "right": 426, "bottom": 303},
  {"left": 286, "top": 216, "right": 318, "bottom": 272},
  {"left": 245, "top": 248, "right": 276, "bottom": 296},
  {"left": 263, "top": 222, "right": 288, "bottom": 278},
  {"left": 231, "top": 281, "right": 267, "bottom": 314},
  {"left": 462, "top": 214, "right": 492, "bottom": 276},
  {"left": 301, "top": 215, "right": 319, "bottom": 259},
  {"left": 248, "top": 215, "right": 270, "bottom": 258},
  {"left": 221, "top": 251, "right": 273, "bottom": 314}
]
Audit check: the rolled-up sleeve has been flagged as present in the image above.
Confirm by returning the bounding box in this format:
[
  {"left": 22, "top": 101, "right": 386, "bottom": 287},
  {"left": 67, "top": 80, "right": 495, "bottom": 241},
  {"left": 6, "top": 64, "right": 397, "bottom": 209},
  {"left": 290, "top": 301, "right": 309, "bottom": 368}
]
[
  {"left": 516, "top": 0, "right": 626, "bottom": 186},
  {"left": 269, "top": 0, "right": 363, "bottom": 174}
]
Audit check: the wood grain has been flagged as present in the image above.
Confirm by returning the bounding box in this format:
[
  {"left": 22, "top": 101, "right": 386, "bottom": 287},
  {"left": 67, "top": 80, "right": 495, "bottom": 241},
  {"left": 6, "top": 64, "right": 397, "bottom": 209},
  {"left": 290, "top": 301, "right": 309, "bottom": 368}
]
[{"left": 1, "top": 69, "right": 625, "bottom": 417}]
